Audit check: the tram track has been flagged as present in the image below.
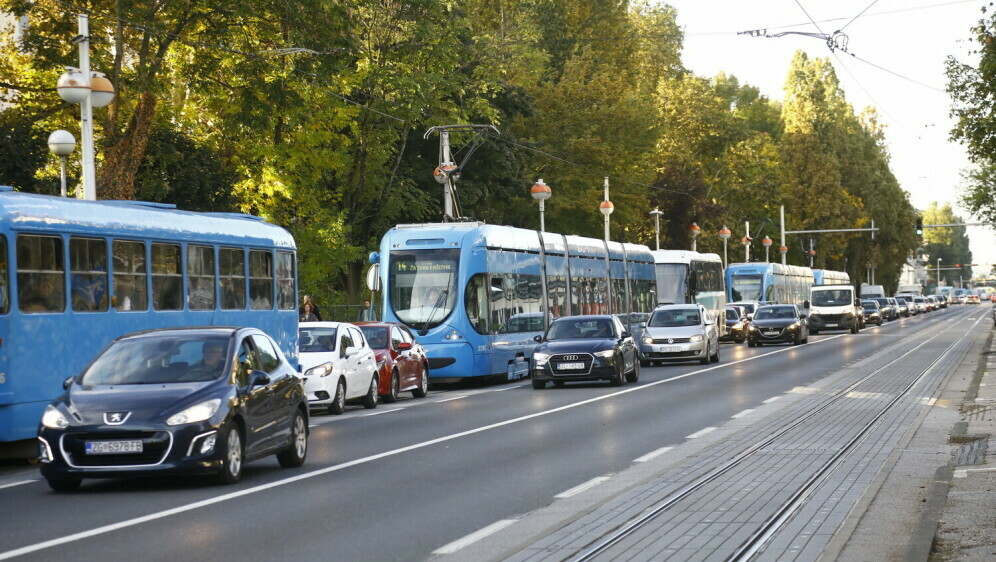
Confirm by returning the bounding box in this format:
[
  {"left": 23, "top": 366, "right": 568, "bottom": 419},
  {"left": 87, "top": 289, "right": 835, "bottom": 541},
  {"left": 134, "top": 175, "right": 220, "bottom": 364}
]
[{"left": 566, "top": 310, "right": 980, "bottom": 562}]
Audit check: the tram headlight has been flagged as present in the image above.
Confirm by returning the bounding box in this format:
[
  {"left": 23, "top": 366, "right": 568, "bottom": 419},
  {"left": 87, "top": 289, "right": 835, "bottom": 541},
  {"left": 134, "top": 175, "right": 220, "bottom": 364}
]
[
  {"left": 41, "top": 405, "right": 70, "bottom": 429},
  {"left": 305, "top": 362, "right": 335, "bottom": 377},
  {"left": 532, "top": 352, "right": 550, "bottom": 366},
  {"left": 443, "top": 330, "right": 465, "bottom": 341}
]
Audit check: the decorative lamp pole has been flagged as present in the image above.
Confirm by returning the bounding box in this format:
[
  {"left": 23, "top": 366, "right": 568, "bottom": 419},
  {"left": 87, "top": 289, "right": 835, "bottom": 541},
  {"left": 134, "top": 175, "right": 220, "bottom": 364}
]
[
  {"left": 689, "top": 222, "right": 701, "bottom": 252},
  {"left": 936, "top": 258, "right": 942, "bottom": 294},
  {"left": 599, "top": 177, "right": 613, "bottom": 242},
  {"left": 779, "top": 245, "right": 788, "bottom": 263},
  {"left": 761, "top": 236, "right": 772, "bottom": 263},
  {"left": 530, "top": 179, "right": 551, "bottom": 233},
  {"left": 47, "top": 130, "right": 76, "bottom": 197},
  {"left": 718, "top": 226, "right": 731, "bottom": 267},
  {"left": 741, "top": 236, "right": 752, "bottom": 262},
  {"left": 649, "top": 208, "right": 664, "bottom": 251},
  {"left": 808, "top": 249, "right": 816, "bottom": 267}
]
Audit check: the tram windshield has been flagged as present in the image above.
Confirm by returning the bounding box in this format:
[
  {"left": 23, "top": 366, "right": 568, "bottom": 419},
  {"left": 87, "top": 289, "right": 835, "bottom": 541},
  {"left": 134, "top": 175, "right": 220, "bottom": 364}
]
[
  {"left": 655, "top": 263, "right": 688, "bottom": 304},
  {"left": 730, "top": 274, "right": 763, "bottom": 302},
  {"left": 389, "top": 249, "right": 459, "bottom": 331}
]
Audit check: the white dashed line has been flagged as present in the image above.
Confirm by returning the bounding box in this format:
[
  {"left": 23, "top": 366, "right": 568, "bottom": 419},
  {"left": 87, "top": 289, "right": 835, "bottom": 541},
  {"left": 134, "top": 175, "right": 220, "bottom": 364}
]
[
  {"left": 362, "top": 408, "right": 406, "bottom": 417},
  {"left": 762, "top": 395, "right": 782, "bottom": 404},
  {"left": 731, "top": 409, "right": 755, "bottom": 419},
  {"left": 0, "top": 480, "right": 37, "bottom": 490},
  {"left": 555, "top": 476, "right": 612, "bottom": 498},
  {"left": 434, "top": 396, "right": 466, "bottom": 403},
  {"left": 686, "top": 427, "right": 716, "bottom": 439},
  {"left": 634, "top": 446, "right": 673, "bottom": 463},
  {"left": 432, "top": 519, "right": 519, "bottom": 554}
]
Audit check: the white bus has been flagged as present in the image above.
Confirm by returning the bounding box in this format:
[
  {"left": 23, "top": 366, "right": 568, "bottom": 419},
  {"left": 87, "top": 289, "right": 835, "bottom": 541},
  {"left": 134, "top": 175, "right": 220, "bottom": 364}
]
[{"left": 652, "top": 250, "right": 727, "bottom": 335}]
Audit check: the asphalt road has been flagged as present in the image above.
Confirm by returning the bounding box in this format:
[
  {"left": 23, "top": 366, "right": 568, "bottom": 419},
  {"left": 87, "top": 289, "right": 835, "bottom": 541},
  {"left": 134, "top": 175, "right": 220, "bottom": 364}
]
[{"left": 0, "top": 305, "right": 980, "bottom": 562}]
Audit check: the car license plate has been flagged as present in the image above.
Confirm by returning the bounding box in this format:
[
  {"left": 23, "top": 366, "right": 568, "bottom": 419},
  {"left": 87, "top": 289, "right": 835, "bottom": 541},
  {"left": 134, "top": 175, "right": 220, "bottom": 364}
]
[
  {"left": 661, "top": 345, "right": 682, "bottom": 353},
  {"left": 764, "top": 330, "right": 778, "bottom": 335},
  {"left": 85, "top": 440, "right": 143, "bottom": 455},
  {"left": 557, "top": 362, "right": 585, "bottom": 370},
  {"left": 826, "top": 323, "right": 837, "bottom": 328}
]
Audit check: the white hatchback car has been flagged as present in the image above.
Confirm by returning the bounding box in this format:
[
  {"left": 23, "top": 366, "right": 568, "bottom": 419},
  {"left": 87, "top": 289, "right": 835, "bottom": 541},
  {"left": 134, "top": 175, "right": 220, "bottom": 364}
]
[
  {"left": 299, "top": 322, "right": 380, "bottom": 414},
  {"left": 638, "top": 304, "right": 720, "bottom": 366}
]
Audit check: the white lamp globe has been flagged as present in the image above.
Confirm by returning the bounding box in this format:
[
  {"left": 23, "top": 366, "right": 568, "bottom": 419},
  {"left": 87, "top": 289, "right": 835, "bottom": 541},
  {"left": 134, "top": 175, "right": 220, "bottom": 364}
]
[
  {"left": 57, "top": 67, "right": 90, "bottom": 104},
  {"left": 47, "top": 130, "right": 77, "bottom": 157},
  {"left": 89, "top": 72, "right": 115, "bottom": 108}
]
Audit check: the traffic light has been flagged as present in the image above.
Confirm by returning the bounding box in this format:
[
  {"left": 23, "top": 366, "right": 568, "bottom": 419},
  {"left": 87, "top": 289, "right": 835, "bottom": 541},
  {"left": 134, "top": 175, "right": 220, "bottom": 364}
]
[{"left": 915, "top": 216, "right": 923, "bottom": 237}]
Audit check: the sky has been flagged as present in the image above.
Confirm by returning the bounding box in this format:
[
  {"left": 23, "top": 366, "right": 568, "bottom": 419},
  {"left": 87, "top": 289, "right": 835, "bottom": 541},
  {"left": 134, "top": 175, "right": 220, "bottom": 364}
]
[{"left": 664, "top": 0, "right": 994, "bottom": 277}]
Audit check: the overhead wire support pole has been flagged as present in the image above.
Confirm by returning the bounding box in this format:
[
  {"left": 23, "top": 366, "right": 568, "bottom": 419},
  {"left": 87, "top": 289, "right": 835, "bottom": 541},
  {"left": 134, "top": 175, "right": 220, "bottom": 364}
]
[{"left": 424, "top": 124, "right": 500, "bottom": 222}]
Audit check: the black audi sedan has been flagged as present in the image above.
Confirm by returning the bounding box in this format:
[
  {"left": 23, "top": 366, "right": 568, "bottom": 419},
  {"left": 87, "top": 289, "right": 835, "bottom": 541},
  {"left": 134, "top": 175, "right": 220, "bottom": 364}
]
[
  {"left": 746, "top": 304, "right": 809, "bottom": 347},
  {"left": 38, "top": 327, "right": 309, "bottom": 491},
  {"left": 530, "top": 315, "right": 639, "bottom": 389}
]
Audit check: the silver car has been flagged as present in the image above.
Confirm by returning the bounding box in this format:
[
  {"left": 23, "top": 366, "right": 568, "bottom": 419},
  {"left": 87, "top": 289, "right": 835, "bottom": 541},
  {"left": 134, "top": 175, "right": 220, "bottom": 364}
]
[{"left": 639, "top": 304, "right": 720, "bottom": 366}]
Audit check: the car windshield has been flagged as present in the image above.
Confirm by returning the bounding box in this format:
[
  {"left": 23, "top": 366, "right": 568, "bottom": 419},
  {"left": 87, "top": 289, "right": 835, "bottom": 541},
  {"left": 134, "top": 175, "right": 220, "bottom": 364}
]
[
  {"left": 648, "top": 309, "right": 701, "bottom": 327},
  {"left": 811, "top": 290, "right": 852, "bottom": 306},
  {"left": 726, "top": 308, "right": 740, "bottom": 320},
  {"left": 546, "top": 319, "right": 615, "bottom": 340},
  {"left": 861, "top": 302, "right": 877, "bottom": 310},
  {"left": 754, "top": 307, "right": 796, "bottom": 320},
  {"left": 358, "top": 326, "right": 388, "bottom": 350},
  {"left": 80, "top": 334, "right": 231, "bottom": 385},
  {"left": 299, "top": 327, "right": 338, "bottom": 353}
]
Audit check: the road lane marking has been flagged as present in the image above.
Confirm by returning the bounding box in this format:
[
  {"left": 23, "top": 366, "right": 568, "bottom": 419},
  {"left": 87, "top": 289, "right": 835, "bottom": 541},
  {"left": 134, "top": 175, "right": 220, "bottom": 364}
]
[
  {"left": 0, "top": 480, "right": 36, "bottom": 490},
  {"left": 634, "top": 446, "right": 673, "bottom": 463},
  {"left": 686, "top": 427, "right": 716, "bottom": 439},
  {"left": 762, "top": 396, "right": 782, "bottom": 404},
  {"left": 954, "top": 467, "right": 996, "bottom": 478},
  {"left": 731, "top": 409, "right": 755, "bottom": 419},
  {"left": 432, "top": 519, "right": 518, "bottom": 554},
  {"left": 434, "top": 396, "right": 466, "bottom": 403},
  {"left": 0, "top": 330, "right": 857, "bottom": 561},
  {"left": 362, "top": 408, "right": 406, "bottom": 417},
  {"left": 555, "top": 476, "right": 612, "bottom": 499}
]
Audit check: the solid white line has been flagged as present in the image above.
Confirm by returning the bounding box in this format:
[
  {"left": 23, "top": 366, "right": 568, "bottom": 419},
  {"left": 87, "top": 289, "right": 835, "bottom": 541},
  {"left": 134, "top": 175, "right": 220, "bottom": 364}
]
[
  {"left": 434, "top": 396, "right": 466, "bottom": 403},
  {"left": 0, "top": 330, "right": 855, "bottom": 561},
  {"left": 490, "top": 385, "right": 522, "bottom": 392},
  {"left": 0, "top": 480, "right": 37, "bottom": 490},
  {"left": 763, "top": 395, "right": 782, "bottom": 404},
  {"left": 555, "top": 476, "right": 612, "bottom": 499},
  {"left": 686, "top": 427, "right": 716, "bottom": 439},
  {"left": 634, "top": 446, "right": 673, "bottom": 463},
  {"left": 362, "top": 408, "right": 405, "bottom": 417},
  {"left": 432, "top": 519, "right": 518, "bottom": 554},
  {"left": 731, "top": 409, "right": 755, "bottom": 419}
]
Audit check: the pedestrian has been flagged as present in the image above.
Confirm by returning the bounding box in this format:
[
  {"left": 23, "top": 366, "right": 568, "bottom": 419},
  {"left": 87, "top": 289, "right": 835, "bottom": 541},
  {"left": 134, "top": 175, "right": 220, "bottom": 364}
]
[
  {"left": 300, "top": 302, "right": 318, "bottom": 322},
  {"left": 357, "top": 299, "right": 376, "bottom": 321},
  {"left": 300, "top": 294, "right": 322, "bottom": 321}
]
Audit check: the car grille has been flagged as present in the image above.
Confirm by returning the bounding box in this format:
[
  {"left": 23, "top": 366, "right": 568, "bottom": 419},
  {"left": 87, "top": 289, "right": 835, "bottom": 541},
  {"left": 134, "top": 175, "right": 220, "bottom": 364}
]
[
  {"left": 649, "top": 337, "right": 692, "bottom": 344},
  {"left": 62, "top": 431, "right": 172, "bottom": 467},
  {"left": 647, "top": 350, "right": 697, "bottom": 358},
  {"left": 549, "top": 353, "right": 594, "bottom": 375},
  {"left": 814, "top": 313, "right": 847, "bottom": 322}
]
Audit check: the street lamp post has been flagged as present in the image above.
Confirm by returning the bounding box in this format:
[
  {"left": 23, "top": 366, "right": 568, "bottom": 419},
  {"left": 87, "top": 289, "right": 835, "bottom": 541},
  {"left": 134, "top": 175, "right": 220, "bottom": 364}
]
[
  {"left": 779, "top": 245, "right": 788, "bottom": 263},
  {"left": 599, "top": 177, "right": 613, "bottom": 243},
  {"left": 47, "top": 130, "right": 76, "bottom": 197},
  {"left": 689, "top": 222, "right": 701, "bottom": 252},
  {"left": 808, "top": 249, "right": 816, "bottom": 268},
  {"left": 741, "top": 236, "right": 751, "bottom": 262},
  {"left": 530, "top": 179, "right": 551, "bottom": 233},
  {"left": 936, "top": 258, "right": 942, "bottom": 294},
  {"left": 718, "top": 226, "right": 731, "bottom": 267},
  {"left": 650, "top": 208, "right": 664, "bottom": 251},
  {"left": 761, "top": 236, "right": 772, "bottom": 262}
]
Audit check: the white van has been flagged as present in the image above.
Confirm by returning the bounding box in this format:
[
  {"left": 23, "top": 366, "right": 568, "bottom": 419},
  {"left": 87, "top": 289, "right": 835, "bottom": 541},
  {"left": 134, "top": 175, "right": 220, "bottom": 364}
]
[
  {"left": 860, "top": 284, "right": 885, "bottom": 299},
  {"left": 807, "top": 284, "right": 861, "bottom": 334}
]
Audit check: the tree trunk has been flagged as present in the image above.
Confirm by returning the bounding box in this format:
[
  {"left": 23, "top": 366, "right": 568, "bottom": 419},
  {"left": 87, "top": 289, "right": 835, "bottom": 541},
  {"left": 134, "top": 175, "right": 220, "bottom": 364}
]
[{"left": 98, "top": 91, "right": 158, "bottom": 200}]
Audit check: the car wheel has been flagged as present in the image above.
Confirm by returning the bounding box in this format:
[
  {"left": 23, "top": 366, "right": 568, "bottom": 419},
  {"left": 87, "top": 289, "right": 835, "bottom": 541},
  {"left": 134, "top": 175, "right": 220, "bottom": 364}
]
[
  {"left": 532, "top": 378, "right": 546, "bottom": 389},
  {"left": 610, "top": 360, "right": 625, "bottom": 386},
  {"left": 626, "top": 354, "right": 640, "bottom": 382},
  {"left": 216, "top": 422, "right": 244, "bottom": 485},
  {"left": 711, "top": 342, "right": 720, "bottom": 363},
  {"left": 700, "top": 342, "right": 711, "bottom": 365},
  {"left": 412, "top": 364, "right": 429, "bottom": 398},
  {"left": 735, "top": 335, "right": 745, "bottom": 344},
  {"left": 747, "top": 339, "right": 755, "bottom": 348},
  {"left": 46, "top": 477, "right": 82, "bottom": 492},
  {"left": 793, "top": 333, "right": 801, "bottom": 345},
  {"left": 851, "top": 322, "right": 859, "bottom": 334},
  {"left": 362, "top": 374, "right": 379, "bottom": 409},
  {"left": 276, "top": 409, "right": 308, "bottom": 468},
  {"left": 329, "top": 378, "right": 346, "bottom": 415},
  {"left": 383, "top": 370, "right": 399, "bottom": 403}
]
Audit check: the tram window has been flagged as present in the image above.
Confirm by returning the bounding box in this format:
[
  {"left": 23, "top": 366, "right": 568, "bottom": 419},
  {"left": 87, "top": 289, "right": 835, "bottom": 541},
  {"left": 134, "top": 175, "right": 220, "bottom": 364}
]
[
  {"left": 0, "top": 236, "right": 8, "bottom": 314},
  {"left": 69, "top": 237, "right": 108, "bottom": 312},
  {"left": 249, "top": 250, "right": 273, "bottom": 310},
  {"left": 113, "top": 240, "right": 148, "bottom": 311},
  {"left": 465, "top": 274, "right": 490, "bottom": 334},
  {"left": 151, "top": 243, "right": 182, "bottom": 311},
  {"left": 16, "top": 235, "right": 65, "bottom": 313},
  {"left": 276, "top": 251, "right": 295, "bottom": 310},
  {"left": 220, "top": 248, "right": 246, "bottom": 310},
  {"left": 187, "top": 245, "right": 216, "bottom": 310}
]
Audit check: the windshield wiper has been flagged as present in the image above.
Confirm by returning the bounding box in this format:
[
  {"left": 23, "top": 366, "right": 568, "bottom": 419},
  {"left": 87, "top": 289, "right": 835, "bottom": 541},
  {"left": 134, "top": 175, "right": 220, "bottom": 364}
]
[{"left": 420, "top": 289, "right": 449, "bottom": 336}]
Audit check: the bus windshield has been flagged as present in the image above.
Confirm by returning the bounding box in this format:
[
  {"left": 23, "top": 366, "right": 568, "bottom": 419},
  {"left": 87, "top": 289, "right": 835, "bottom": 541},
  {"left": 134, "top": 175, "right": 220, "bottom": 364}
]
[
  {"left": 389, "top": 248, "right": 459, "bottom": 331},
  {"left": 655, "top": 263, "right": 687, "bottom": 304},
  {"left": 730, "top": 274, "right": 763, "bottom": 302}
]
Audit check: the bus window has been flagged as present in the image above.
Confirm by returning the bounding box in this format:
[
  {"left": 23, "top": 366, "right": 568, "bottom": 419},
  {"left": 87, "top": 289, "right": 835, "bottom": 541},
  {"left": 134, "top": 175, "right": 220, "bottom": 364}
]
[
  {"left": 187, "top": 245, "right": 216, "bottom": 310},
  {"left": 70, "top": 237, "right": 108, "bottom": 312},
  {"left": 152, "top": 243, "right": 182, "bottom": 311},
  {"left": 220, "top": 248, "right": 245, "bottom": 309},
  {"left": 113, "top": 240, "right": 148, "bottom": 311},
  {"left": 0, "top": 236, "right": 8, "bottom": 314},
  {"left": 276, "top": 251, "right": 295, "bottom": 310},
  {"left": 17, "top": 235, "right": 65, "bottom": 313},
  {"left": 249, "top": 250, "right": 273, "bottom": 310}
]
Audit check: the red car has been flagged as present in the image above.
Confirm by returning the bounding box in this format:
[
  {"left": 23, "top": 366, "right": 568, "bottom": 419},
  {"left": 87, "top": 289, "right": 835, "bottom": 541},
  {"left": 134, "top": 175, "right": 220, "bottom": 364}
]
[{"left": 355, "top": 322, "right": 430, "bottom": 402}]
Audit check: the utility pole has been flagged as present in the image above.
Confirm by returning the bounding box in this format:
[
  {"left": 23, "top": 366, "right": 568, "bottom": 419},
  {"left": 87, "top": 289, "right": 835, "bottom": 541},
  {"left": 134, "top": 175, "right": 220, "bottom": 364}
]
[{"left": 424, "top": 125, "right": 499, "bottom": 221}]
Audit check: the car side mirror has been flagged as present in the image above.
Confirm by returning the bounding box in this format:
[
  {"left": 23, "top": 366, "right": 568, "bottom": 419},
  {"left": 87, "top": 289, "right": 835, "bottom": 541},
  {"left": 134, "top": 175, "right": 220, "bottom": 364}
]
[
  {"left": 249, "top": 370, "right": 271, "bottom": 387},
  {"left": 803, "top": 300, "right": 810, "bottom": 309},
  {"left": 63, "top": 377, "right": 74, "bottom": 390},
  {"left": 344, "top": 346, "right": 359, "bottom": 358},
  {"left": 534, "top": 334, "right": 544, "bottom": 343},
  {"left": 621, "top": 331, "right": 632, "bottom": 339},
  {"left": 398, "top": 342, "right": 413, "bottom": 351}
]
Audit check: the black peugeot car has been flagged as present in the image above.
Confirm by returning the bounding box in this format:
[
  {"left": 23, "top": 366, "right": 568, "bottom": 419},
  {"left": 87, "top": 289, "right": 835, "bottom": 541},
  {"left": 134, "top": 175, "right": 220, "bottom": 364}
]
[
  {"left": 530, "top": 315, "right": 639, "bottom": 389},
  {"left": 746, "top": 304, "right": 809, "bottom": 347},
  {"left": 38, "top": 327, "right": 309, "bottom": 491}
]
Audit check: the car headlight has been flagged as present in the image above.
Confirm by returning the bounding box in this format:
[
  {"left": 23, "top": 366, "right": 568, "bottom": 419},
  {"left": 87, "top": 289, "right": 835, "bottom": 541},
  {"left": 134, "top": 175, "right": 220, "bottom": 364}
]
[
  {"left": 789, "top": 322, "right": 800, "bottom": 330},
  {"left": 747, "top": 324, "right": 758, "bottom": 332},
  {"left": 689, "top": 334, "right": 704, "bottom": 343},
  {"left": 305, "top": 362, "right": 334, "bottom": 377},
  {"left": 167, "top": 399, "right": 221, "bottom": 426},
  {"left": 41, "top": 405, "right": 70, "bottom": 429},
  {"left": 532, "top": 352, "right": 550, "bottom": 366},
  {"left": 594, "top": 349, "right": 616, "bottom": 358},
  {"left": 641, "top": 335, "right": 653, "bottom": 345}
]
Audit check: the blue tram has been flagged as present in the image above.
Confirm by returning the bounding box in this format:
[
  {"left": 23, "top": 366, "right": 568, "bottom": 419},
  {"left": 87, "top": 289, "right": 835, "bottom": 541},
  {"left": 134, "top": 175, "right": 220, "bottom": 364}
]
[
  {"left": 725, "top": 262, "right": 815, "bottom": 308},
  {"left": 0, "top": 188, "right": 298, "bottom": 446},
  {"left": 371, "top": 223, "right": 657, "bottom": 381}
]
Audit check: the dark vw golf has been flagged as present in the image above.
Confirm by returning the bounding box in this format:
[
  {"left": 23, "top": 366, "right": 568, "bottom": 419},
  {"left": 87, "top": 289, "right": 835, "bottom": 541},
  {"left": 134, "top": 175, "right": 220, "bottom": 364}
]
[
  {"left": 746, "top": 304, "right": 810, "bottom": 347},
  {"left": 38, "top": 327, "right": 309, "bottom": 491},
  {"left": 530, "top": 315, "right": 639, "bottom": 389}
]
